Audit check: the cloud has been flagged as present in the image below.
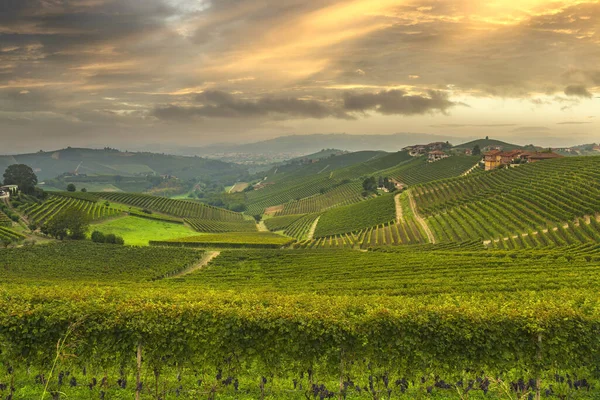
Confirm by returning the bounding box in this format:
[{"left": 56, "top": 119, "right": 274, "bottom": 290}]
[
  {"left": 430, "top": 123, "right": 516, "bottom": 128},
  {"left": 153, "top": 90, "right": 353, "bottom": 120},
  {"left": 512, "top": 126, "right": 551, "bottom": 132},
  {"left": 343, "top": 90, "right": 460, "bottom": 116},
  {"left": 564, "top": 85, "right": 593, "bottom": 98},
  {"left": 557, "top": 121, "right": 593, "bottom": 125}
]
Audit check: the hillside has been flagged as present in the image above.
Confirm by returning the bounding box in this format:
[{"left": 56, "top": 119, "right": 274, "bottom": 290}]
[
  {"left": 453, "top": 138, "right": 525, "bottom": 151},
  {"left": 414, "top": 155, "right": 600, "bottom": 243},
  {"left": 0, "top": 147, "right": 248, "bottom": 182}
]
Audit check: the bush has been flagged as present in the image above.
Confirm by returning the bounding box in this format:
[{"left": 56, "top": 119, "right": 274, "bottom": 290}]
[
  {"left": 91, "top": 230, "right": 125, "bottom": 245},
  {"left": 91, "top": 231, "right": 106, "bottom": 243},
  {"left": 66, "top": 184, "right": 76, "bottom": 192}
]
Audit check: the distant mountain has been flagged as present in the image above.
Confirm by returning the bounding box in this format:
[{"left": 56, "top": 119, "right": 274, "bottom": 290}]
[
  {"left": 186, "top": 133, "right": 465, "bottom": 156},
  {"left": 0, "top": 147, "right": 248, "bottom": 182}
]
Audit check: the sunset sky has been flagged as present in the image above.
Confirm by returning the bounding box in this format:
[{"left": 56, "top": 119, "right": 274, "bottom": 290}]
[{"left": 1, "top": 0, "right": 599, "bottom": 152}]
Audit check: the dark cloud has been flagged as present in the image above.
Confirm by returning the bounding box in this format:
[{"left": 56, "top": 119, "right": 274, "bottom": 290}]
[
  {"left": 564, "top": 85, "right": 593, "bottom": 98},
  {"left": 154, "top": 91, "right": 353, "bottom": 120},
  {"left": 343, "top": 90, "right": 460, "bottom": 116}
]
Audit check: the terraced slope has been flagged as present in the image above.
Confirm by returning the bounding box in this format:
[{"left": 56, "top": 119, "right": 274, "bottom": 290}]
[
  {"left": 414, "top": 156, "right": 600, "bottom": 242},
  {"left": 20, "top": 195, "right": 121, "bottom": 225},
  {"left": 97, "top": 192, "right": 243, "bottom": 221},
  {"left": 275, "top": 180, "right": 365, "bottom": 216},
  {"left": 384, "top": 155, "right": 479, "bottom": 185},
  {"left": 296, "top": 192, "right": 427, "bottom": 248},
  {"left": 314, "top": 194, "right": 396, "bottom": 238},
  {"left": 284, "top": 213, "right": 321, "bottom": 240}
]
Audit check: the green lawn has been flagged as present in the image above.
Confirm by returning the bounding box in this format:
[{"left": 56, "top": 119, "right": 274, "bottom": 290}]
[{"left": 91, "top": 216, "right": 199, "bottom": 246}]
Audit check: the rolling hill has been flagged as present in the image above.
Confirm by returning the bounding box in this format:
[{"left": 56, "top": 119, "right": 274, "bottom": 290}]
[{"left": 0, "top": 147, "right": 248, "bottom": 182}]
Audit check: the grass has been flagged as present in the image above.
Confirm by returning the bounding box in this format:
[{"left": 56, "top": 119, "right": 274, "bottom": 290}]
[{"left": 91, "top": 216, "right": 199, "bottom": 246}]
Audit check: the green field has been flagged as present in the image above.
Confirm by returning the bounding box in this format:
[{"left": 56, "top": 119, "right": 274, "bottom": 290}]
[{"left": 92, "top": 216, "right": 198, "bottom": 245}]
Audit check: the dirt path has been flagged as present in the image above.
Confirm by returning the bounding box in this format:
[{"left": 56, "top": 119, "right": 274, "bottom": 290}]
[
  {"left": 407, "top": 190, "right": 436, "bottom": 244},
  {"left": 307, "top": 216, "right": 321, "bottom": 240},
  {"left": 257, "top": 221, "right": 269, "bottom": 232},
  {"left": 171, "top": 251, "right": 221, "bottom": 278},
  {"left": 394, "top": 193, "right": 403, "bottom": 223}
]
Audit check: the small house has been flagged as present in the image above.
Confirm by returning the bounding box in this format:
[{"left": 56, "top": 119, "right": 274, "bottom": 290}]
[{"left": 428, "top": 150, "right": 449, "bottom": 162}]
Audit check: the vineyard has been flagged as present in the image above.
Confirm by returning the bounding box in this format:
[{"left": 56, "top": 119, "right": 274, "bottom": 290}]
[
  {"left": 0, "top": 209, "right": 12, "bottom": 226},
  {"left": 486, "top": 216, "right": 600, "bottom": 250},
  {"left": 314, "top": 194, "right": 396, "bottom": 238},
  {"left": 295, "top": 219, "right": 426, "bottom": 249},
  {"left": 263, "top": 214, "right": 305, "bottom": 231},
  {"left": 2, "top": 241, "right": 203, "bottom": 282},
  {"left": 185, "top": 218, "right": 258, "bottom": 233},
  {"left": 150, "top": 232, "right": 294, "bottom": 248},
  {"left": 415, "top": 156, "right": 600, "bottom": 242},
  {"left": 95, "top": 192, "right": 243, "bottom": 221},
  {"left": 0, "top": 226, "right": 25, "bottom": 243},
  {"left": 275, "top": 180, "right": 365, "bottom": 216},
  {"left": 20, "top": 195, "right": 121, "bottom": 224},
  {"left": 383, "top": 155, "right": 479, "bottom": 186},
  {"left": 4, "top": 243, "right": 600, "bottom": 398}
]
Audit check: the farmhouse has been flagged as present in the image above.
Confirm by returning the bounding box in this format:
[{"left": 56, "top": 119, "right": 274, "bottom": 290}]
[
  {"left": 484, "top": 150, "right": 563, "bottom": 171},
  {"left": 428, "top": 150, "right": 449, "bottom": 162},
  {"left": 0, "top": 185, "right": 18, "bottom": 196}
]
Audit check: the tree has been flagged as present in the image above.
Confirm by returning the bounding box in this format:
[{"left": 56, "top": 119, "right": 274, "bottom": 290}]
[
  {"left": 44, "top": 209, "right": 90, "bottom": 240},
  {"left": 3, "top": 164, "right": 38, "bottom": 194},
  {"left": 472, "top": 145, "right": 481, "bottom": 156},
  {"left": 81, "top": 188, "right": 87, "bottom": 193},
  {"left": 66, "top": 183, "right": 76, "bottom": 192},
  {"left": 362, "top": 176, "right": 377, "bottom": 193}
]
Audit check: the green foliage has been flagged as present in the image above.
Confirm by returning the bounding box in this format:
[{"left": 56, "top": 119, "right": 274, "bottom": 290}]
[
  {"left": 43, "top": 208, "right": 90, "bottom": 240},
  {"left": 66, "top": 183, "right": 76, "bottom": 192},
  {"left": 314, "top": 194, "right": 396, "bottom": 238},
  {"left": 2, "top": 164, "right": 37, "bottom": 194},
  {"left": 362, "top": 176, "right": 377, "bottom": 192},
  {"left": 91, "top": 230, "right": 124, "bottom": 245}
]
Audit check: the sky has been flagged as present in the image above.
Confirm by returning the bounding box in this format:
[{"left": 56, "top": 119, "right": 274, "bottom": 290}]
[{"left": 1, "top": 0, "right": 599, "bottom": 152}]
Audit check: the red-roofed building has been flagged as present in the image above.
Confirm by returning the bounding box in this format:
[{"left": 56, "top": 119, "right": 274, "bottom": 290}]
[{"left": 428, "top": 150, "right": 449, "bottom": 162}]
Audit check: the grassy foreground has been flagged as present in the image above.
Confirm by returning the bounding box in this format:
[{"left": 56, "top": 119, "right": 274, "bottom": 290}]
[{"left": 91, "top": 216, "right": 198, "bottom": 246}]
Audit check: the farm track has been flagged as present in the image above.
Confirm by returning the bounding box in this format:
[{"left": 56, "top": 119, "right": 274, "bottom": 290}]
[
  {"left": 257, "top": 221, "right": 269, "bottom": 232},
  {"left": 170, "top": 251, "right": 221, "bottom": 278},
  {"left": 408, "top": 190, "right": 436, "bottom": 244},
  {"left": 394, "top": 193, "right": 403, "bottom": 223},
  {"left": 307, "top": 216, "right": 321, "bottom": 240}
]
